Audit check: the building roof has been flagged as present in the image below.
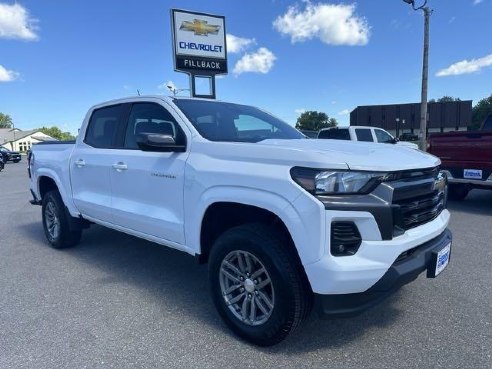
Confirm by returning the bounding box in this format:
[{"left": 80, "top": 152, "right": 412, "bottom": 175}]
[{"left": 0, "top": 128, "right": 57, "bottom": 144}]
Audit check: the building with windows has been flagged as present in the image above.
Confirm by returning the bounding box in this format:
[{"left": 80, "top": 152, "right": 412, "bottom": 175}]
[
  {"left": 0, "top": 128, "right": 57, "bottom": 152},
  {"left": 350, "top": 101, "right": 472, "bottom": 138}
]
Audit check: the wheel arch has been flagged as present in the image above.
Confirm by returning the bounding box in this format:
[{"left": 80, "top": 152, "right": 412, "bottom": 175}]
[
  {"left": 187, "top": 186, "right": 322, "bottom": 267},
  {"left": 35, "top": 169, "right": 79, "bottom": 217},
  {"left": 199, "top": 202, "right": 295, "bottom": 261}
]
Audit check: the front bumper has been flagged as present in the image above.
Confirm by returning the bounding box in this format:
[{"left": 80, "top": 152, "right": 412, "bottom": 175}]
[
  {"left": 305, "top": 209, "right": 450, "bottom": 294},
  {"left": 315, "top": 228, "right": 452, "bottom": 318},
  {"left": 442, "top": 169, "right": 492, "bottom": 189}
]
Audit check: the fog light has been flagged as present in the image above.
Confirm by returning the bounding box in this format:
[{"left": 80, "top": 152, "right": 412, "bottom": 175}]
[{"left": 330, "top": 221, "right": 362, "bottom": 257}]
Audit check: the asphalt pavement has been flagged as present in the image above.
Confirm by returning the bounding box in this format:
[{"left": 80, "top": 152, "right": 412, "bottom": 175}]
[{"left": 0, "top": 162, "right": 491, "bottom": 369}]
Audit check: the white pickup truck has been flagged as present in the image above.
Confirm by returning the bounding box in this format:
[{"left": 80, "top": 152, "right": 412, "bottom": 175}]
[
  {"left": 318, "top": 126, "right": 419, "bottom": 149},
  {"left": 28, "top": 96, "right": 451, "bottom": 346}
]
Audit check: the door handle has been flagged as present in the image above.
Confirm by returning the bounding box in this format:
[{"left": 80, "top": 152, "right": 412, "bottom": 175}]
[
  {"left": 74, "top": 159, "right": 85, "bottom": 168},
  {"left": 112, "top": 162, "right": 128, "bottom": 171}
]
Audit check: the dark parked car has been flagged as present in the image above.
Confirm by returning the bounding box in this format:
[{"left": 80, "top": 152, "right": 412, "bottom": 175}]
[
  {"left": 0, "top": 145, "right": 22, "bottom": 163},
  {"left": 399, "top": 132, "right": 419, "bottom": 141}
]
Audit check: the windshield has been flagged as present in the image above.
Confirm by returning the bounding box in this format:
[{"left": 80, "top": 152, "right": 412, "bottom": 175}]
[{"left": 174, "top": 99, "right": 304, "bottom": 143}]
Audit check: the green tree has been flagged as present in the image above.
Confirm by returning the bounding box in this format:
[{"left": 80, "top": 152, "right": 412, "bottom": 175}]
[
  {"left": 469, "top": 94, "right": 492, "bottom": 131},
  {"left": 39, "top": 126, "right": 76, "bottom": 141},
  {"left": 0, "top": 113, "right": 13, "bottom": 128},
  {"left": 428, "top": 96, "right": 461, "bottom": 103},
  {"left": 295, "top": 111, "right": 338, "bottom": 131}
]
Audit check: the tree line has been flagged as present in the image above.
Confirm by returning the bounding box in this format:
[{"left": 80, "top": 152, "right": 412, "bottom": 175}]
[{"left": 0, "top": 113, "right": 75, "bottom": 140}]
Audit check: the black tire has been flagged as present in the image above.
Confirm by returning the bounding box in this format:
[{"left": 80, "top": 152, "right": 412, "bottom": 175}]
[
  {"left": 0, "top": 162, "right": 3, "bottom": 171},
  {"left": 448, "top": 184, "right": 469, "bottom": 201},
  {"left": 42, "top": 190, "right": 82, "bottom": 249},
  {"left": 209, "top": 223, "right": 312, "bottom": 346},
  {"left": 13, "top": 159, "right": 20, "bottom": 163}
]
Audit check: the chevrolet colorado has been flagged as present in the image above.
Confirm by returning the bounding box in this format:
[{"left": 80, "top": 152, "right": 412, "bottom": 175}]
[{"left": 28, "top": 96, "right": 452, "bottom": 346}]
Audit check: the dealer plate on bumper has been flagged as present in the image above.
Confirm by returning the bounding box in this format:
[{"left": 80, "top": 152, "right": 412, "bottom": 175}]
[
  {"left": 464, "top": 169, "right": 482, "bottom": 179},
  {"left": 428, "top": 243, "right": 451, "bottom": 278}
]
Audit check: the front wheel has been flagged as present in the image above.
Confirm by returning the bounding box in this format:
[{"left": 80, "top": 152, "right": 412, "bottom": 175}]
[
  {"left": 42, "top": 190, "right": 81, "bottom": 249},
  {"left": 209, "top": 223, "right": 312, "bottom": 346}
]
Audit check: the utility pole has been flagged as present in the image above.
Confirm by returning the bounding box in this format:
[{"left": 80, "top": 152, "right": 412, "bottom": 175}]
[
  {"left": 420, "top": 6, "right": 431, "bottom": 151},
  {"left": 403, "top": 0, "right": 432, "bottom": 151}
]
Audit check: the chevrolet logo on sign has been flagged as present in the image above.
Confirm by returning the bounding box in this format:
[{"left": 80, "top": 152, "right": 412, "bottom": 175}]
[
  {"left": 172, "top": 9, "right": 227, "bottom": 76},
  {"left": 180, "top": 19, "right": 221, "bottom": 36}
]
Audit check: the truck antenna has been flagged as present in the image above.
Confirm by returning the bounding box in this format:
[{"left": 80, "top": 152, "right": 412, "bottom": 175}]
[{"left": 136, "top": 89, "right": 141, "bottom": 96}]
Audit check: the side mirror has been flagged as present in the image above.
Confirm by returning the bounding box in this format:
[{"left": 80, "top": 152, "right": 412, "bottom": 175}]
[{"left": 136, "top": 133, "right": 186, "bottom": 152}]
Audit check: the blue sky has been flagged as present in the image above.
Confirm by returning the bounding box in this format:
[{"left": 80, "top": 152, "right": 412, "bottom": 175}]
[{"left": 0, "top": 0, "right": 491, "bottom": 134}]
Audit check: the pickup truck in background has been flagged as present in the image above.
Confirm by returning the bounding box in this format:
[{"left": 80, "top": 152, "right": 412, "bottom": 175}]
[
  {"left": 428, "top": 114, "right": 492, "bottom": 200},
  {"left": 318, "top": 126, "right": 419, "bottom": 150},
  {"left": 28, "top": 96, "right": 451, "bottom": 346}
]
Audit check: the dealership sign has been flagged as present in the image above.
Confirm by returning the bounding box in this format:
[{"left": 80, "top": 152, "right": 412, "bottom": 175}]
[{"left": 171, "top": 9, "right": 227, "bottom": 75}]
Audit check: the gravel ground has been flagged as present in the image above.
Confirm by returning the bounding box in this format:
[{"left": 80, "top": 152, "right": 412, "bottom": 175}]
[{"left": 0, "top": 162, "right": 491, "bottom": 369}]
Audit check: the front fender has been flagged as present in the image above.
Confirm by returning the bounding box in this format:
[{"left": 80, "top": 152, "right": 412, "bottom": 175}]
[{"left": 185, "top": 186, "right": 326, "bottom": 266}]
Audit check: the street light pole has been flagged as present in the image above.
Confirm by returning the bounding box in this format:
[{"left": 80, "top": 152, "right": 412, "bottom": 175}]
[
  {"left": 403, "top": 0, "right": 432, "bottom": 151},
  {"left": 166, "top": 84, "right": 190, "bottom": 96}
]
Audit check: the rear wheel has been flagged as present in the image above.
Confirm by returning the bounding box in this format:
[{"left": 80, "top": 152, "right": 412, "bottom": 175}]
[
  {"left": 42, "top": 190, "right": 81, "bottom": 248},
  {"left": 448, "top": 184, "right": 469, "bottom": 201},
  {"left": 209, "top": 223, "right": 312, "bottom": 346},
  {"left": 13, "top": 159, "right": 20, "bottom": 163}
]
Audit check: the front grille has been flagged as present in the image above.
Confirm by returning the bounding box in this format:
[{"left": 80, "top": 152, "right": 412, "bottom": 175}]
[{"left": 394, "top": 191, "right": 445, "bottom": 230}]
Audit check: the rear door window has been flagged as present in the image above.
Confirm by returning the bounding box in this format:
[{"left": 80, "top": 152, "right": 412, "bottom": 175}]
[
  {"left": 318, "top": 129, "right": 350, "bottom": 140},
  {"left": 85, "top": 104, "right": 127, "bottom": 148},
  {"left": 355, "top": 128, "right": 374, "bottom": 142}
]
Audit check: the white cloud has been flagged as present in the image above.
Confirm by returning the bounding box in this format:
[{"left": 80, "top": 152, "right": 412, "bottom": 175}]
[
  {"left": 273, "top": 2, "right": 370, "bottom": 46},
  {"left": 0, "top": 3, "right": 38, "bottom": 40},
  {"left": 338, "top": 109, "right": 350, "bottom": 116},
  {"left": 473, "top": 0, "right": 483, "bottom": 5},
  {"left": 233, "top": 48, "right": 277, "bottom": 75},
  {"left": 226, "top": 34, "right": 255, "bottom": 53},
  {"left": 436, "top": 54, "right": 492, "bottom": 77},
  {"left": 0, "top": 65, "right": 20, "bottom": 82},
  {"left": 295, "top": 108, "right": 306, "bottom": 115}
]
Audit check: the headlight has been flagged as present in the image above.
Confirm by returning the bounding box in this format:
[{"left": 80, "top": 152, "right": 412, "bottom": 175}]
[{"left": 290, "top": 167, "right": 388, "bottom": 195}]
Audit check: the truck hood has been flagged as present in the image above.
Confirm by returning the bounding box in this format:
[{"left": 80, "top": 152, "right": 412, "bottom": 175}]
[{"left": 258, "top": 139, "right": 440, "bottom": 172}]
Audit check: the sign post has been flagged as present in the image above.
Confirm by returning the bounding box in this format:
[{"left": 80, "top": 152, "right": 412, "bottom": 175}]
[{"left": 171, "top": 9, "right": 227, "bottom": 99}]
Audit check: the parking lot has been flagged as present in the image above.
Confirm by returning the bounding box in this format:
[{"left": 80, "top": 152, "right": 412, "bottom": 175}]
[{"left": 0, "top": 162, "right": 491, "bottom": 369}]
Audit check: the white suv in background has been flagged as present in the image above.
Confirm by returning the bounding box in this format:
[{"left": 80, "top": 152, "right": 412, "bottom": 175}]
[{"left": 318, "top": 126, "right": 419, "bottom": 149}]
